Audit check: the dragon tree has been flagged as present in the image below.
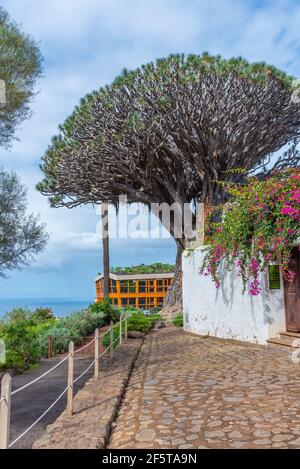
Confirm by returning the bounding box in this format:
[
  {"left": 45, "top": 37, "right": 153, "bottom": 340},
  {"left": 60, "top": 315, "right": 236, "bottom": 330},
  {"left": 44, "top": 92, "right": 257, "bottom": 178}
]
[{"left": 37, "top": 53, "right": 300, "bottom": 307}]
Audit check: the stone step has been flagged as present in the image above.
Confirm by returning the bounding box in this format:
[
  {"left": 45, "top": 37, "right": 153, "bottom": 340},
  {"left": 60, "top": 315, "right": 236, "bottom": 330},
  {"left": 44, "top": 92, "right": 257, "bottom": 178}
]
[
  {"left": 267, "top": 336, "right": 300, "bottom": 349},
  {"left": 279, "top": 331, "right": 300, "bottom": 339}
]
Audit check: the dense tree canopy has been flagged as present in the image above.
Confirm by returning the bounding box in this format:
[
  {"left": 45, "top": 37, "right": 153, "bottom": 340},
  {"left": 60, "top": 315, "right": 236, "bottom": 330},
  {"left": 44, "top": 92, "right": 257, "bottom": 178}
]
[
  {"left": 38, "top": 53, "right": 300, "bottom": 305},
  {"left": 0, "top": 169, "right": 48, "bottom": 276},
  {"left": 0, "top": 7, "right": 42, "bottom": 147},
  {"left": 38, "top": 54, "right": 300, "bottom": 206}
]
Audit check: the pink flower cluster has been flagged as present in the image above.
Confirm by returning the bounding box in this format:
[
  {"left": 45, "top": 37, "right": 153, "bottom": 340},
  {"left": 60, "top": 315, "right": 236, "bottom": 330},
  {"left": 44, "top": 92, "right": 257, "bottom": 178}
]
[
  {"left": 201, "top": 170, "right": 300, "bottom": 297},
  {"left": 249, "top": 278, "right": 261, "bottom": 296},
  {"left": 201, "top": 244, "right": 226, "bottom": 288},
  {"left": 281, "top": 188, "right": 300, "bottom": 220},
  {"left": 248, "top": 257, "right": 261, "bottom": 296}
]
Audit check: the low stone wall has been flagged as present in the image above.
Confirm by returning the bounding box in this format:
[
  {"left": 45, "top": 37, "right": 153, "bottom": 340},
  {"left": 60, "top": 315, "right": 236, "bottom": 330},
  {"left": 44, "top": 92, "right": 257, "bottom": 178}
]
[
  {"left": 183, "top": 247, "right": 286, "bottom": 345},
  {"left": 33, "top": 338, "right": 143, "bottom": 449}
]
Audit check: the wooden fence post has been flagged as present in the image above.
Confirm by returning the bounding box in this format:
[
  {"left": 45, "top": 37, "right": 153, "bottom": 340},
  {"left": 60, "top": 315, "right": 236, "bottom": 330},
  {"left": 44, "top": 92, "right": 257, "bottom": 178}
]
[
  {"left": 110, "top": 321, "right": 113, "bottom": 358},
  {"left": 125, "top": 317, "right": 128, "bottom": 340},
  {"left": 0, "top": 373, "right": 11, "bottom": 449},
  {"left": 94, "top": 329, "right": 99, "bottom": 379},
  {"left": 67, "top": 341, "right": 74, "bottom": 415},
  {"left": 119, "top": 314, "right": 123, "bottom": 345}
]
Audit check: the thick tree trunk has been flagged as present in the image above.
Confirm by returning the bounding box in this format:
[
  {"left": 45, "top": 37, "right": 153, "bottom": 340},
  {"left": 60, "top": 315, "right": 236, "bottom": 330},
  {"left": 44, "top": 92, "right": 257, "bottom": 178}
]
[
  {"left": 165, "top": 242, "right": 183, "bottom": 307},
  {"left": 101, "top": 203, "right": 110, "bottom": 298},
  {"left": 164, "top": 199, "right": 211, "bottom": 309}
]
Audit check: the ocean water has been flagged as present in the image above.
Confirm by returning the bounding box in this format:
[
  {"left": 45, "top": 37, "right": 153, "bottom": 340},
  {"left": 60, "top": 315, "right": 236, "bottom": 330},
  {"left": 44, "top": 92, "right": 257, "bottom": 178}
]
[{"left": 0, "top": 298, "right": 92, "bottom": 318}]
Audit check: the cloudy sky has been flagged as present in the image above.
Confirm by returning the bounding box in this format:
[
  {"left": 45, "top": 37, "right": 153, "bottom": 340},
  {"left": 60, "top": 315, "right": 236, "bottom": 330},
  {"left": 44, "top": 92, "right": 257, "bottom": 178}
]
[{"left": 1, "top": 0, "right": 300, "bottom": 300}]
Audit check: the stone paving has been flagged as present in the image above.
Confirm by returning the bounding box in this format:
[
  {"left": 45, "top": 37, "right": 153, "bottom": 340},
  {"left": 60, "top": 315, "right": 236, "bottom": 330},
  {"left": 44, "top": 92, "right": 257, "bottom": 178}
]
[{"left": 108, "top": 328, "right": 300, "bottom": 449}]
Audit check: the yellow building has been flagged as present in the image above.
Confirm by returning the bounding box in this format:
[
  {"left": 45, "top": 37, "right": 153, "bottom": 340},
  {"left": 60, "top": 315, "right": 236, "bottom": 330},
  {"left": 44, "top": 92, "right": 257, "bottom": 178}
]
[{"left": 95, "top": 272, "right": 174, "bottom": 309}]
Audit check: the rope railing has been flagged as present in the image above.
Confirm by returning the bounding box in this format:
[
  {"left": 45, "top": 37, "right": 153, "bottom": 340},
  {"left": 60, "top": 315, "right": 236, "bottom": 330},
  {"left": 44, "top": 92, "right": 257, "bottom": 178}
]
[
  {"left": 73, "top": 343, "right": 111, "bottom": 386},
  {"left": 74, "top": 338, "right": 95, "bottom": 355},
  {"left": 98, "top": 346, "right": 110, "bottom": 358},
  {"left": 73, "top": 329, "right": 109, "bottom": 355},
  {"left": 73, "top": 359, "right": 96, "bottom": 385},
  {"left": 11, "top": 353, "right": 71, "bottom": 397},
  {"left": 8, "top": 386, "right": 69, "bottom": 449},
  {"left": 100, "top": 328, "right": 112, "bottom": 337},
  {"left": 0, "top": 314, "right": 129, "bottom": 449}
]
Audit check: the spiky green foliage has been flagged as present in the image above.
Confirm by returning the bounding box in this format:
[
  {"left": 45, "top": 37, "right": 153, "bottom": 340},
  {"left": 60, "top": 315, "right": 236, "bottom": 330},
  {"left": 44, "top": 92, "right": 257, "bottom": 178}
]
[
  {"left": 38, "top": 53, "right": 299, "bottom": 208},
  {"left": 37, "top": 53, "right": 300, "bottom": 306}
]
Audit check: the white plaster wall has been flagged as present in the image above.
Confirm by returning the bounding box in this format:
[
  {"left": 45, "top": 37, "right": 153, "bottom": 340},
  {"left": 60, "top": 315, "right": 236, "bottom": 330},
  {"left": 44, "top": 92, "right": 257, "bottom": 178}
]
[{"left": 183, "top": 247, "right": 286, "bottom": 345}]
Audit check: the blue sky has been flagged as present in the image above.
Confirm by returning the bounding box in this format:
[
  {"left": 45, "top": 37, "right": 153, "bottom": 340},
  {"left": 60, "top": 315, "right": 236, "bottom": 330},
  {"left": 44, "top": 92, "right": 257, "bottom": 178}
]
[{"left": 1, "top": 0, "right": 300, "bottom": 300}]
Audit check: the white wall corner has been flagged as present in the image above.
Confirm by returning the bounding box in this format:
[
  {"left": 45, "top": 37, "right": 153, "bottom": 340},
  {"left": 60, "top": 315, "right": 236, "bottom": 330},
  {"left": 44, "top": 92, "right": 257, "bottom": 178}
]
[{"left": 182, "top": 249, "right": 286, "bottom": 345}]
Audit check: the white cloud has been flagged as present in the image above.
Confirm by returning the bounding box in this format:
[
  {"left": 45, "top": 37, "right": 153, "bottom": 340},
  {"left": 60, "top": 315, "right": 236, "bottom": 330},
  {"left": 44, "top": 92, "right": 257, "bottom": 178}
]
[
  {"left": 31, "top": 230, "right": 101, "bottom": 269},
  {"left": 4, "top": 0, "right": 201, "bottom": 44}
]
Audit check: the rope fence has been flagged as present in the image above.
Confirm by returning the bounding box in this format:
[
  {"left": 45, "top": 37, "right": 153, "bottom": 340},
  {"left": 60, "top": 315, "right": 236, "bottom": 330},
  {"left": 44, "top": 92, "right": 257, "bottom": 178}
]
[
  {"left": 8, "top": 386, "right": 69, "bottom": 449},
  {"left": 73, "top": 338, "right": 95, "bottom": 355},
  {"left": 0, "top": 313, "right": 128, "bottom": 449},
  {"left": 11, "top": 354, "right": 70, "bottom": 397},
  {"left": 73, "top": 360, "right": 96, "bottom": 385}
]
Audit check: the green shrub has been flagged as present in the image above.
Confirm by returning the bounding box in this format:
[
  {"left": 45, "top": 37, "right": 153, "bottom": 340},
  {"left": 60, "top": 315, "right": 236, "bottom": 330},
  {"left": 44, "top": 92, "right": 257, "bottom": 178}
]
[
  {"left": 0, "top": 308, "right": 57, "bottom": 370},
  {"left": 33, "top": 320, "right": 57, "bottom": 338},
  {"left": 127, "top": 312, "right": 153, "bottom": 332},
  {"left": 61, "top": 309, "right": 106, "bottom": 337},
  {"left": 37, "top": 309, "right": 108, "bottom": 356},
  {"left": 2, "top": 306, "right": 55, "bottom": 327},
  {"left": 38, "top": 325, "right": 77, "bottom": 356},
  {"left": 89, "top": 298, "right": 120, "bottom": 323},
  {"left": 0, "top": 319, "right": 42, "bottom": 371},
  {"left": 145, "top": 313, "right": 162, "bottom": 328},
  {"left": 149, "top": 306, "right": 161, "bottom": 314},
  {"left": 0, "top": 302, "right": 122, "bottom": 370},
  {"left": 32, "top": 307, "right": 55, "bottom": 322},
  {"left": 172, "top": 314, "right": 183, "bottom": 327},
  {"left": 3, "top": 307, "right": 33, "bottom": 324},
  {"left": 102, "top": 311, "right": 162, "bottom": 348},
  {"left": 102, "top": 323, "right": 120, "bottom": 349},
  {"left": 87, "top": 311, "right": 106, "bottom": 331}
]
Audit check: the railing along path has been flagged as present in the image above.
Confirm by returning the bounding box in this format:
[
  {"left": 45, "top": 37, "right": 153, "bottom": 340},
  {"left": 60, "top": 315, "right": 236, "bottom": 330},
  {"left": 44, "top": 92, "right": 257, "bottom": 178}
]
[{"left": 0, "top": 314, "right": 128, "bottom": 448}]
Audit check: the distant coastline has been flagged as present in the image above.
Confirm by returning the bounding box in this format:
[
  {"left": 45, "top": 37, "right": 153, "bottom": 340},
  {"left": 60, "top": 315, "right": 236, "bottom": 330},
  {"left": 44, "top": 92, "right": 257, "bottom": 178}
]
[{"left": 0, "top": 298, "right": 92, "bottom": 317}]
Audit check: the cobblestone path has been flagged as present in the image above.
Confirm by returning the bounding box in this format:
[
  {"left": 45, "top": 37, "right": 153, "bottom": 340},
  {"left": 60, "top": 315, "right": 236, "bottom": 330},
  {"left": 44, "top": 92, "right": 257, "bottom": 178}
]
[{"left": 108, "top": 328, "right": 300, "bottom": 449}]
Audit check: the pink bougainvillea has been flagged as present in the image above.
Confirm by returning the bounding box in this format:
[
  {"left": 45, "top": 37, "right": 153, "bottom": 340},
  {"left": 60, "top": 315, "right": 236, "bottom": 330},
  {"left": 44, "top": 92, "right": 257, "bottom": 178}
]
[{"left": 200, "top": 169, "right": 300, "bottom": 295}]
